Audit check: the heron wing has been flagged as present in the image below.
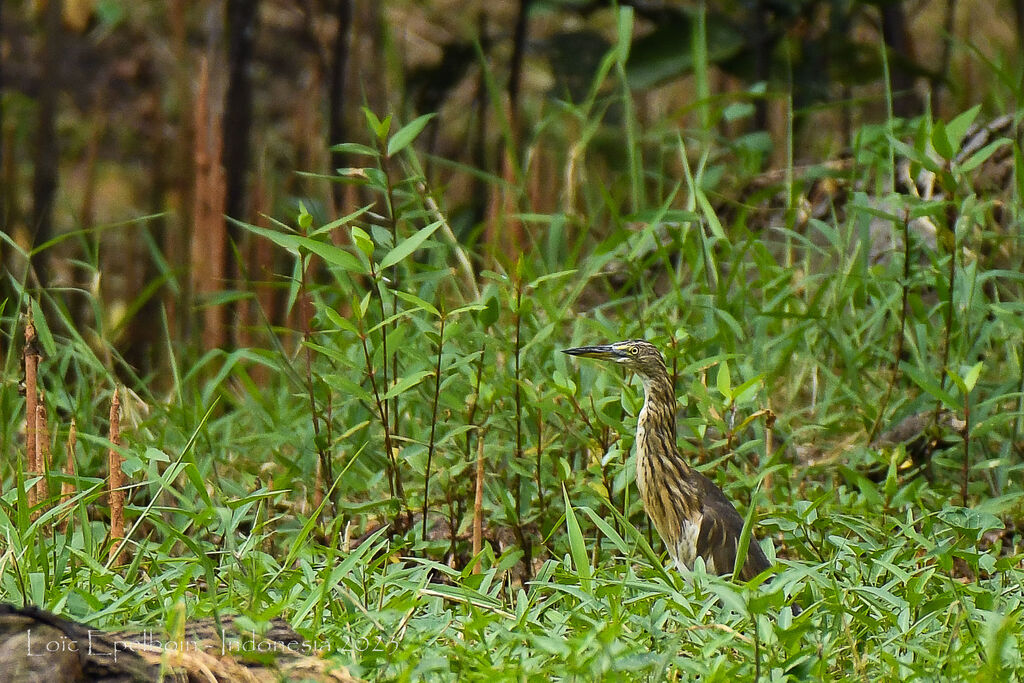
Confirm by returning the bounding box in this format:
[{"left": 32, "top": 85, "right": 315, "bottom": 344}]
[{"left": 695, "top": 474, "right": 772, "bottom": 581}]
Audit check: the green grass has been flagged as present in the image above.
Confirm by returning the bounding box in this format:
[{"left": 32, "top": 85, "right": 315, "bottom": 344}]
[{"left": 3, "top": 25, "right": 1024, "bottom": 682}]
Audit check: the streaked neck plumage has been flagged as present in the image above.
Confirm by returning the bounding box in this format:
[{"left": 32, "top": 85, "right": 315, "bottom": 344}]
[{"left": 637, "top": 369, "right": 678, "bottom": 445}]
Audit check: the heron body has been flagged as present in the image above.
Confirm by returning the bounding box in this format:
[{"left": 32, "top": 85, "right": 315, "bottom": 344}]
[{"left": 563, "top": 339, "right": 772, "bottom": 581}]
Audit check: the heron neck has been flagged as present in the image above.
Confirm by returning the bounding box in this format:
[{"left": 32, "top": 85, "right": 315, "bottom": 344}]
[{"left": 638, "top": 370, "right": 677, "bottom": 442}]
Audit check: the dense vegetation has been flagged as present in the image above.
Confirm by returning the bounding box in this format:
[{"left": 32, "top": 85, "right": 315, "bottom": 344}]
[{"left": 3, "top": 3, "right": 1024, "bottom": 681}]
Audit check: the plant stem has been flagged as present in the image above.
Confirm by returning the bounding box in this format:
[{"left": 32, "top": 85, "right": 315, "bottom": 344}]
[
  {"left": 300, "top": 252, "right": 332, "bottom": 516},
  {"left": 422, "top": 313, "right": 446, "bottom": 538},
  {"left": 937, "top": 205, "right": 958, "bottom": 401},
  {"left": 535, "top": 406, "right": 545, "bottom": 522},
  {"left": 962, "top": 384, "right": 971, "bottom": 506},
  {"left": 512, "top": 277, "right": 532, "bottom": 580},
  {"left": 869, "top": 213, "right": 912, "bottom": 443},
  {"left": 356, "top": 311, "right": 403, "bottom": 507}
]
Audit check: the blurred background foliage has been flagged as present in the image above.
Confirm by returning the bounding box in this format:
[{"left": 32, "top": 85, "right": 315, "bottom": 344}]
[{"left": 1, "top": 0, "right": 1022, "bottom": 372}]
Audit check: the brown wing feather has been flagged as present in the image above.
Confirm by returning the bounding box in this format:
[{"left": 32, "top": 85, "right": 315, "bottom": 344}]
[{"left": 694, "top": 472, "right": 771, "bottom": 581}]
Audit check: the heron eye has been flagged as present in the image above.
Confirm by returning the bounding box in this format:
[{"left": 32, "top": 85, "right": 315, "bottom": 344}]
[{"left": 630, "top": 346, "right": 639, "bottom": 355}]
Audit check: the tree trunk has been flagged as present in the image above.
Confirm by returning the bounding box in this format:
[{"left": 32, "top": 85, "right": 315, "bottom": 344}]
[
  {"left": 221, "top": 0, "right": 259, "bottom": 346},
  {"left": 30, "top": 0, "right": 63, "bottom": 288},
  {"left": 329, "top": 0, "right": 353, "bottom": 214},
  {"left": 879, "top": 1, "right": 921, "bottom": 118}
]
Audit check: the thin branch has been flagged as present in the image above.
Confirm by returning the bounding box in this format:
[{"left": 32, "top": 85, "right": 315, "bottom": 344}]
[{"left": 422, "top": 314, "right": 447, "bottom": 538}]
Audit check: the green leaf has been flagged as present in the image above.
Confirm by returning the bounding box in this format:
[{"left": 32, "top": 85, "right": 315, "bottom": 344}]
[
  {"left": 946, "top": 368, "right": 968, "bottom": 395},
  {"left": 351, "top": 226, "right": 374, "bottom": 257},
  {"left": 732, "top": 373, "right": 763, "bottom": 405},
  {"left": 732, "top": 484, "right": 761, "bottom": 582},
  {"left": 562, "top": 486, "right": 592, "bottom": 595},
  {"left": 716, "top": 361, "right": 731, "bottom": 399},
  {"left": 322, "top": 307, "right": 359, "bottom": 335},
  {"left": 387, "top": 113, "right": 436, "bottom": 157},
  {"left": 695, "top": 187, "right": 726, "bottom": 239},
  {"left": 183, "top": 462, "right": 211, "bottom": 507},
  {"left": 478, "top": 295, "right": 500, "bottom": 328},
  {"left": 900, "top": 362, "right": 958, "bottom": 408},
  {"left": 362, "top": 108, "right": 391, "bottom": 141},
  {"left": 383, "top": 370, "right": 433, "bottom": 400},
  {"left": 325, "top": 373, "right": 372, "bottom": 403},
  {"left": 293, "top": 235, "right": 365, "bottom": 273},
  {"left": 578, "top": 506, "right": 629, "bottom": 555},
  {"left": 958, "top": 139, "right": 1010, "bottom": 173},
  {"left": 144, "top": 447, "right": 170, "bottom": 463},
  {"left": 938, "top": 506, "right": 1003, "bottom": 534},
  {"left": 297, "top": 202, "right": 313, "bottom": 230},
  {"left": 448, "top": 303, "right": 487, "bottom": 317},
  {"left": 329, "top": 142, "right": 379, "bottom": 157},
  {"left": 357, "top": 291, "right": 372, "bottom": 318},
  {"left": 945, "top": 104, "right": 982, "bottom": 151},
  {"left": 379, "top": 220, "right": 443, "bottom": 269},
  {"left": 239, "top": 224, "right": 364, "bottom": 273},
  {"left": 243, "top": 223, "right": 299, "bottom": 255},
  {"left": 713, "top": 308, "right": 744, "bottom": 340},
  {"left": 615, "top": 5, "right": 633, "bottom": 64},
  {"left": 931, "top": 118, "right": 954, "bottom": 162},
  {"left": 962, "top": 361, "right": 983, "bottom": 393},
  {"left": 29, "top": 298, "right": 57, "bottom": 358},
  {"left": 121, "top": 453, "right": 143, "bottom": 476},
  {"left": 393, "top": 290, "right": 440, "bottom": 318},
  {"left": 889, "top": 138, "right": 943, "bottom": 175}
]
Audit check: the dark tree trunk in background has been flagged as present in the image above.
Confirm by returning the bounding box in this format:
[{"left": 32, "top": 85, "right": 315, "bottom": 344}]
[
  {"left": 470, "top": 10, "right": 490, "bottom": 229},
  {"left": 0, "top": 0, "right": 5, "bottom": 225},
  {"left": 751, "top": 0, "right": 771, "bottom": 131},
  {"left": 486, "top": 0, "right": 531, "bottom": 258},
  {"left": 329, "top": 0, "right": 352, "bottom": 214},
  {"left": 0, "top": 0, "right": 8, "bottom": 311},
  {"left": 30, "top": 0, "right": 63, "bottom": 288},
  {"left": 222, "top": 0, "right": 258, "bottom": 280},
  {"left": 507, "top": 0, "right": 531, "bottom": 119},
  {"left": 879, "top": 1, "right": 920, "bottom": 118},
  {"left": 931, "top": 0, "right": 957, "bottom": 113},
  {"left": 1014, "top": 0, "right": 1024, "bottom": 57}
]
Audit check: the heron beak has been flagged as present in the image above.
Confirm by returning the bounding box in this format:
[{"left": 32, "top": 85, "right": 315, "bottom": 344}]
[{"left": 561, "top": 344, "right": 625, "bottom": 361}]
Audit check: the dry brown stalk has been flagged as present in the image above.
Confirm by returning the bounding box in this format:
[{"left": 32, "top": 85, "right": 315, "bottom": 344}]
[
  {"left": 24, "top": 317, "right": 39, "bottom": 512},
  {"left": 313, "top": 457, "right": 324, "bottom": 510},
  {"left": 483, "top": 99, "right": 523, "bottom": 262},
  {"left": 60, "top": 419, "right": 77, "bottom": 533},
  {"left": 34, "top": 400, "right": 50, "bottom": 517},
  {"left": 108, "top": 388, "right": 125, "bottom": 563},
  {"left": 472, "top": 432, "right": 485, "bottom": 573}
]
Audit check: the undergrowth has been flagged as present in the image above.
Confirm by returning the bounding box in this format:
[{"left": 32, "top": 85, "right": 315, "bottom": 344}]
[{"left": 3, "top": 11, "right": 1024, "bottom": 681}]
